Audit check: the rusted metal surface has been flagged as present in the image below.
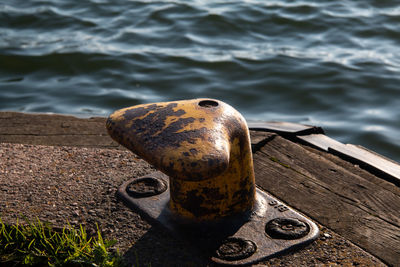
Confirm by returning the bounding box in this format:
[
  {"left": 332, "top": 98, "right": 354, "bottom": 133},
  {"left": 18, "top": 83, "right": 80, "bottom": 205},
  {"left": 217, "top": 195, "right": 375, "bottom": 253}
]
[
  {"left": 118, "top": 172, "right": 319, "bottom": 266},
  {"left": 107, "top": 99, "right": 255, "bottom": 222}
]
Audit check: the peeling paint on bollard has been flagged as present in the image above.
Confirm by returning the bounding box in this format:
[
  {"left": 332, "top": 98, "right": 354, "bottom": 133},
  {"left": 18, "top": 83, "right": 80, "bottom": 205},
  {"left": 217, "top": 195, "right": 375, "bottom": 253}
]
[{"left": 107, "top": 99, "right": 255, "bottom": 221}]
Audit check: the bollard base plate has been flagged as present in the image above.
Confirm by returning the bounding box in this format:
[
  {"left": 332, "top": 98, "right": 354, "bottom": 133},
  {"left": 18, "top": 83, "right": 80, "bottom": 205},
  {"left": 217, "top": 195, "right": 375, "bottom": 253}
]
[{"left": 118, "top": 172, "right": 319, "bottom": 266}]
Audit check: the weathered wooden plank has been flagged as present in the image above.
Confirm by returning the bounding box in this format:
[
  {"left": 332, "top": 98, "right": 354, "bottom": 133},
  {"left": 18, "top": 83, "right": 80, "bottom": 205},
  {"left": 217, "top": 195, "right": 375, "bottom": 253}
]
[
  {"left": 297, "top": 133, "right": 344, "bottom": 152},
  {"left": 330, "top": 144, "right": 400, "bottom": 186},
  {"left": 0, "top": 112, "right": 107, "bottom": 135},
  {"left": 248, "top": 121, "right": 323, "bottom": 135},
  {"left": 250, "top": 131, "right": 277, "bottom": 152},
  {"left": 254, "top": 135, "right": 400, "bottom": 266},
  {"left": 298, "top": 133, "right": 400, "bottom": 186},
  {"left": 0, "top": 134, "right": 119, "bottom": 148},
  {"left": 0, "top": 112, "right": 122, "bottom": 148}
]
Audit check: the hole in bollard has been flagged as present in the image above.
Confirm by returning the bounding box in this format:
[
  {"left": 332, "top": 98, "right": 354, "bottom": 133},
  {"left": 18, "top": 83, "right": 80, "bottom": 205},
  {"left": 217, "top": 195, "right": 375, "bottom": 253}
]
[
  {"left": 126, "top": 177, "right": 167, "bottom": 198},
  {"left": 198, "top": 100, "right": 218, "bottom": 108},
  {"left": 265, "top": 218, "right": 310, "bottom": 240},
  {"left": 215, "top": 237, "right": 256, "bottom": 261}
]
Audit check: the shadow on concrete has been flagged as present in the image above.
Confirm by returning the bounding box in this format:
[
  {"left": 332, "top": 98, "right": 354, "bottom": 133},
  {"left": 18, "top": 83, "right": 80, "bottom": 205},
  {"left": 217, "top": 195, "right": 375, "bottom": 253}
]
[{"left": 123, "top": 225, "right": 211, "bottom": 267}]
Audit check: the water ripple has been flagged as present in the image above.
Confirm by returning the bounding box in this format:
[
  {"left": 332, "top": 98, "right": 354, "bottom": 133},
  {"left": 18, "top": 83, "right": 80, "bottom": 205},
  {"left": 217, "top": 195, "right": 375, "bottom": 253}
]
[{"left": 1, "top": 0, "right": 400, "bottom": 161}]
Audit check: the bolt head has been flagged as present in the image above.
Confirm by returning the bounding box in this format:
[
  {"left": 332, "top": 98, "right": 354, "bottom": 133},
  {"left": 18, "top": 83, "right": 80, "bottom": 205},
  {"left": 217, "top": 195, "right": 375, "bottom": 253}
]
[
  {"left": 265, "top": 218, "right": 310, "bottom": 240},
  {"left": 126, "top": 177, "right": 167, "bottom": 198},
  {"left": 215, "top": 237, "right": 256, "bottom": 261}
]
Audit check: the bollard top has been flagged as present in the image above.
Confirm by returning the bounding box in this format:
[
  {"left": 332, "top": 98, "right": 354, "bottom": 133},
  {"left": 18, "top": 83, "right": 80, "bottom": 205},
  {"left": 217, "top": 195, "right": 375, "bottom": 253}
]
[{"left": 106, "top": 98, "right": 250, "bottom": 181}]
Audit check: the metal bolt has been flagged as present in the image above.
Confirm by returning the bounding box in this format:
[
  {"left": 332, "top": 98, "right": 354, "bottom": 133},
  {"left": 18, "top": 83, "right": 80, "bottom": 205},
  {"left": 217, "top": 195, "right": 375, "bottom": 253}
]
[
  {"left": 126, "top": 177, "right": 167, "bottom": 198},
  {"left": 265, "top": 218, "right": 310, "bottom": 240},
  {"left": 215, "top": 237, "right": 256, "bottom": 261}
]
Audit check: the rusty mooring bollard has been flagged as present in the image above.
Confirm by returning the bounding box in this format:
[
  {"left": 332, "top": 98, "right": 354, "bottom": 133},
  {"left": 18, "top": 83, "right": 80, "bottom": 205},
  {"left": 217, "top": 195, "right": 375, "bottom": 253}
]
[
  {"left": 107, "top": 98, "right": 319, "bottom": 265},
  {"left": 106, "top": 98, "right": 255, "bottom": 221}
]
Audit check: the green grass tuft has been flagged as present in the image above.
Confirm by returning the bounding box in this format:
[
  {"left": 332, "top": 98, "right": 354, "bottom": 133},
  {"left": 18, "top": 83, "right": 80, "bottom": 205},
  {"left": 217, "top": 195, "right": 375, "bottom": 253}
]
[{"left": 0, "top": 217, "right": 125, "bottom": 266}]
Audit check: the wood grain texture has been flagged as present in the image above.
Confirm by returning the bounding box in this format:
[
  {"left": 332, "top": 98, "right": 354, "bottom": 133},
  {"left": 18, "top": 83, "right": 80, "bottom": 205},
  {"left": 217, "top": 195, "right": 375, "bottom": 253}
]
[
  {"left": 250, "top": 131, "right": 277, "bottom": 153},
  {"left": 298, "top": 133, "right": 400, "bottom": 186},
  {"left": 248, "top": 121, "right": 323, "bottom": 135},
  {"left": 330, "top": 144, "right": 400, "bottom": 186},
  {"left": 0, "top": 112, "right": 120, "bottom": 149},
  {"left": 254, "top": 135, "right": 400, "bottom": 266}
]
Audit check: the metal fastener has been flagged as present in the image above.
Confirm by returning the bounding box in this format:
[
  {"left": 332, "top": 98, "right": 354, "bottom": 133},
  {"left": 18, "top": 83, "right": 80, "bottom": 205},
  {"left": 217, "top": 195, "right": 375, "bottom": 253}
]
[
  {"left": 215, "top": 237, "right": 257, "bottom": 261},
  {"left": 126, "top": 177, "right": 167, "bottom": 198},
  {"left": 265, "top": 218, "right": 310, "bottom": 240}
]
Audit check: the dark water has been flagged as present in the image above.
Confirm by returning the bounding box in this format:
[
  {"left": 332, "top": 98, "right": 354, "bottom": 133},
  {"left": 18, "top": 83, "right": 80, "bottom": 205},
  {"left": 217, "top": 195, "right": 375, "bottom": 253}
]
[{"left": 1, "top": 0, "right": 400, "bottom": 162}]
